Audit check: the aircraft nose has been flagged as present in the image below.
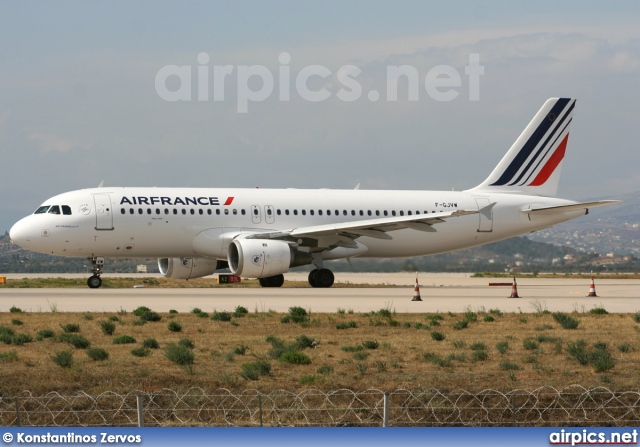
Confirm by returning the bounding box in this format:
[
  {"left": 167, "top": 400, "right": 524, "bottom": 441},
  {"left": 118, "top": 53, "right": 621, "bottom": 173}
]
[{"left": 9, "top": 218, "right": 33, "bottom": 248}]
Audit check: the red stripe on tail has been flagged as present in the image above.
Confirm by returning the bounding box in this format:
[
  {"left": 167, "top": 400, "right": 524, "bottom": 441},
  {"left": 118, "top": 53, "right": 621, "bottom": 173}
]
[{"left": 529, "top": 134, "right": 569, "bottom": 187}]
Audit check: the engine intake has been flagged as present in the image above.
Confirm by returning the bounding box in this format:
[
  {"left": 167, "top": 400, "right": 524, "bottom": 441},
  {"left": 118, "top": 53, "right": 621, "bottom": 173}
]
[
  {"left": 158, "top": 257, "right": 226, "bottom": 280},
  {"left": 227, "top": 239, "right": 312, "bottom": 278}
]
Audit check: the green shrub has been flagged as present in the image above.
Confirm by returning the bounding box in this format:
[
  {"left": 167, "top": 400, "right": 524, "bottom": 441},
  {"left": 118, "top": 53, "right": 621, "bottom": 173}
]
[
  {"left": 211, "top": 311, "right": 232, "bottom": 322},
  {"left": 52, "top": 350, "right": 73, "bottom": 368},
  {"left": 280, "top": 351, "right": 311, "bottom": 365},
  {"left": 499, "top": 361, "right": 520, "bottom": 371},
  {"left": 108, "top": 316, "right": 121, "bottom": 322},
  {"left": 233, "top": 306, "right": 249, "bottom": 318},
  {"left": 489, "top": 308, "right": 503, "bottom": 316},
  {"left": 452, "top": 340, "right": 465, "bottom": 349},
  {"left": 453, "top": 320, "right": 468, "bottom": 330},
  {"left": 113, "top": 335, "right": 136, "bottom": 344},
  {"left": 431, "top": 331, "right": 447, "bottom": 341},
  {"left": 463, "top": 311, "right": 477, "bottom": 322},
  {"left": 131, "top": 347, "right": 151, "bottom": 357},
  {"left": 281, "top": 307, "right": 309, "bottom": 324},
  {"left": 0, "top": 350, "right": 18, "bottom": 362},
  {"left": 168, "top": 321, "right": 182, "bottom": 332},
  {"left": 470, "top": 342, "right": 486, "bottom": 351},
  {"left": 294, "top": 334, "right": 316, "bottom": 350},
  {"left": 553, "top": 312, "right": 580, "bottom": 330},
  {"left": 164, "top": 343, "right": 194, "bottom": 366},
  {"left": 618, "top": 343, "right": 632, "bottom": 353},
  {"left": 59, "top": 333, "right": 90, "bottom": 349},
  {"left": 191, "top": 307, "right": 203, "bottom": 314},
  {"left": 266, "top": 335, "right": 288, "bottom": 358},
  {"left": 233, "top": 344, "right": 248, "bottom": 355},
  {"left": 589, "top": 307, "right": 608, "bottom": 315},
  {"left": 483, "top": 315, "right": 495, "bottom": 322},
  {"left": 11, "top": 319, "right": 23, "bottom": 326},
  {"left": 336, "top": 321, "right": 357, "bottom": 330},
  {"left": 536, "top": 335, "right": 561, "bottom": 343},
  {"left": 535, "top": 324, "right": 554, "bottom": 331},
  {"left": 169, "top": 309, "right": 178, "bottom": 314},
  {"left": 591, "top": 349, "right": 615, "bottom": 372},
  {"left": 300, "top": 375, "right": 318, "bottom": 385},
  {"left": 178, "top": 338, "right": 195, "bottom": 349},
  {"left": 36, "top": 329, "right": 55, "bottom": 341},
  {"left": 523, "top": 339, "right": 540, "bottom": 350},
  {"left": 9, "top": 306, "right": 23, "bottom": 313},
  {"left": 423, "top": 352, "right": 452, "bottom": 367},
  {"left": 414, "top": 322, "right": 428, "bottom": 330},
  {"left": 353, "top": 351, "right": 369, "bottom": 361},
  {"left": 356, "top": 363, "right": 368, "bottom": 374},
  {"left": 11, "top": 334, "right": 33, "bottom": 345},
  {"left": 0, "top": 326, "right": 14, "bottom": 337},
  {"left": 341, "top": 345, "right": 364, "bottom": 352},
  {"left": 84, "top": 314, "right": 93, "bottom": 321},
  {"left": 61, "top": 323, "right": 80, "bottom": 333},
  {"left": 593, "top": 341, "right": 608, "bottom": 351},
  {"left": 86, "top": 348, "right": 109, "bottom": 361},
  {"left": 317, "top": 365, "right": 333, "bottom": 375},
  {"left": 132, "top": 320, "right": 146, "bottom": 327},
  {"left": 132, "top": 306, "right": 151, "bottom": 316},
  {"left": 99, "top": 320, "right": 116, "bottom": 335},
  {"left": 240, "top": 361, "right": 271, "bottom": 380},
  {"left": 139, "top": 310, "right": 161, "bottom": 322},
  {"left": 567, "top": 340, "right": 589, "bottom": 365},
  {"left": 362, "top": 340, "right": 380, "bottom": 349},
  {"left": 142, "top": 338, "right": 159, "bottom": 349},
  {"left": 472, "top": 350, "right": 488, "bottom": 361}
]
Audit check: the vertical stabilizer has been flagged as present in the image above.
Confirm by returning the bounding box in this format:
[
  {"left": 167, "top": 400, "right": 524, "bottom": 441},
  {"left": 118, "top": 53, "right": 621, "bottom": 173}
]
[{"left": 469, "top": 98, "right": 575, "bottom": 197}]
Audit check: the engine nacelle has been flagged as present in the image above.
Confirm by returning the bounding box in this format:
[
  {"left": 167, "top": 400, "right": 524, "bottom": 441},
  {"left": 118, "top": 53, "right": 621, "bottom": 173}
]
[
  {"left": 227, "top": 238, "right": 312, "bottom": 278},
  {"left": 158, "top": 257, "right": 226, "bottom": 280}
]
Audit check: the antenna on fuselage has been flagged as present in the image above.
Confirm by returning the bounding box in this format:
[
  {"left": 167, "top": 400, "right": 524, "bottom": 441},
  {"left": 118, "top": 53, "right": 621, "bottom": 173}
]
[
  {"left": 354, "top": 183, "right": 360, "bottom": 190},
  {"left": 97, "top": 180, "right": 104, "bottom": 188}
]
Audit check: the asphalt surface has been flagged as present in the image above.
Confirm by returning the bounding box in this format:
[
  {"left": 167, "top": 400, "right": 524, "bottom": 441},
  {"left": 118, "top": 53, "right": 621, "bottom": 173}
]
[{"left": 1, "top": 273, "right": 638, "bottom": 314}]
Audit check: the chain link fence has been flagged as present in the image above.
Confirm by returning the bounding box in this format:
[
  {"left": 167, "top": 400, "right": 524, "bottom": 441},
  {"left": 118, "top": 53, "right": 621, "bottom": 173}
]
[{"left": 1, "top": 385, "right": 639, "bottom": 427}]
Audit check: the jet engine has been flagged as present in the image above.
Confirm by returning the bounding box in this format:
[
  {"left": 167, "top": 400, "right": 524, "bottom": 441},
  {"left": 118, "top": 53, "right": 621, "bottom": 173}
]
[
  {"left": 227, "top": 238, "right": 312, "bottom": 277},
  {"left": 158, "top": 257, "right": 226, "bottom": 280}
]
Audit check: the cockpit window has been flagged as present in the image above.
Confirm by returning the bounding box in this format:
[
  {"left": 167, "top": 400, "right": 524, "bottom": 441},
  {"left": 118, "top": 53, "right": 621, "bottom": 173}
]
[
  {"left": 48, "top": 205, "right": 61, "bottom": 215},
  {"left": 61, "top": 205, "right": 72, "bottom": 215},
  {"left": 34, "top": 206, "right": 50, "bottom": 214}
]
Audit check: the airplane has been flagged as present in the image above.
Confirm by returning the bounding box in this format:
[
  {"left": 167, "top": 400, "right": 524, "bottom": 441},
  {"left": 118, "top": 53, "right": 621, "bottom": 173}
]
[{"left": 9, "top": 98, "right": 618, "bottom": 289}]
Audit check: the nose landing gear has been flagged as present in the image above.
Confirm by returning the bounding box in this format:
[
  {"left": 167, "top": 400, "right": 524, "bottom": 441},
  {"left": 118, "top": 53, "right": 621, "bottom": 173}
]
[{"left": 87, "top": 256, "right": 105, "bottom": 289}]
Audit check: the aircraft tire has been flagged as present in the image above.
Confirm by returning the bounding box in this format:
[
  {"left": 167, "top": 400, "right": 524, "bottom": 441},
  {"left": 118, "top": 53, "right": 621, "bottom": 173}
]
[
  {"left": 267, "top": 274, "right": 285, "bottom": 287},
  {"left": 308, "top": 269, "right": 319, "bottom": 287},
  {"left": 258, "top": 278, "right": 267, "bottom": 287},
  {"left": 87, "top": 275, "right": 102, "bottom": 289},
  {"left": 316, "top": 269, "right": 334, "bottom": 288}
]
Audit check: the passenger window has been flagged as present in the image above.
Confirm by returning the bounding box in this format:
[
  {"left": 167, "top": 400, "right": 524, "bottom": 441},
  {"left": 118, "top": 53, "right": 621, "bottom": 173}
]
[
  {"left": 384, "top": 211, "right": 388, "bottom": 216},
  {"left": 216, "top": 209, "right": 220, "bottom": 215},
  {"left": 253, "top": 208, "right": 258, "bottom": 215},
  {"left": 293, "top": 210, "right": 298, "bottom": 215},
  {"left": 182, "top": 209, "right": 186, "bottom": 215},
  {"left": 121, "top": 209, "right": 125, "bottom": 215},
  {"left": 276, "top": 209, "right": 281, "bottom": 215},
  {"left": 34, "top": 206, "right": 50, "bottom": 214},
  {"left": 138, "top": 208, "right": 143, "bottom": 214},
  {"left": 309, "top": 210, "right": 314, "bottom": 216},
  {"left": 224, "top": 209, "right": 229, "bottom": 215},
  {"left": 156, "top": 209, "right": 160, "bottom": 215},
  {"left": 207, "top": 209, "right": 211, "bottom": 215},
  {"left": 351, "top": 210, "right": 356, "bottom": 216},
  {"left": 62, "top": 205, "right": 72, "bottom": 215},
  {"left": 285, "top": 210, "right": 290, "bottom": 215},
  {"left": 400, "top": 211, "right": 404, "bottom": 216},
  {"left": 367, "top": 210, "right": 372, "bottom": 216},
  {"left": 407, "top": 211, "right": 412, "bottom": 215},
  {"left": 190, "top": 209, "right": 195, "bottom": 215},
  {"left": 241, "top": 209, "right": 246, "bottom": 215},
  {"left": 327, "top": 210, "right": 331, "bottom": 216},
  {"left": 302, "top": 210, "right": 306, "bottom": 215},
  {"left": 392, "top": 211, "right": 396, "bottom": 216},
  {"left": 199, "top": 209, "right": 203, "bottom": 215},
  {"left": 267, "top": 208, "right": 273, "bottom": 216},
  {"left": 343, "top": 210, "right": 347, "bottom": 216},
  {"left": 376, "top": 210, "right": 380, "bottom": 216},
  {"left": 359, "top": 210, "right": 363, "bottom": 216},
  {"left": 165, "top": 209, "right": 169, "bottom": 215},
  {"left": 129, "top": 209, "right": 134, "bottom": 215},
  {"left": 147, "top": 209, "right": 152, "bottom": 215},
  {"left": 173, "top": 209, "right": 178, "bottom": 215},
  {"left": 318, "top": 210, "right": 323, "bottom": 216},
  {"left": 233, "top": 209, "right": 237, "bottom": 215},
  {"left": 48, "top": 206, "right": 61, "bottom": 214}
]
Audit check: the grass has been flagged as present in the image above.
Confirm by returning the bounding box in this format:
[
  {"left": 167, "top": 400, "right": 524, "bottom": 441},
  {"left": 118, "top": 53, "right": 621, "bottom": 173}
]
[{"left": 1, "top": 310, "right": 640, "bottom": 395}]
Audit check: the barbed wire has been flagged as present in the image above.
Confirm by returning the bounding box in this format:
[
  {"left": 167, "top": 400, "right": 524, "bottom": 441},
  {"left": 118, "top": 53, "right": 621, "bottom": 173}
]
[{"left": 1, "top": 385, "right": 639, "bottom": 427}]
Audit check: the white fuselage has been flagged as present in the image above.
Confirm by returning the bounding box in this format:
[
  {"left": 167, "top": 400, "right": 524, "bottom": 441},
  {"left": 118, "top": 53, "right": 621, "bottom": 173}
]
[{"left": 9, "top": 187, "right": 583, "bottom": 261}]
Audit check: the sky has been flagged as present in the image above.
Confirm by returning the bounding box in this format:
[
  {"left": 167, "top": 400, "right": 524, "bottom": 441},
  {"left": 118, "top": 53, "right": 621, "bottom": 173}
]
[{"left": 2, "top": 1, "right": 640, "bottom": 232}]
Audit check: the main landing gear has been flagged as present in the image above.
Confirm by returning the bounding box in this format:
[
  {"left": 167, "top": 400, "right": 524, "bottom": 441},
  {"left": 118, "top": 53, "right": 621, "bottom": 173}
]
[
  {"left": 308, "top": 268, "right": 334, "bottom": 288},
  {"left": 258, "top": 274, "right": 285, "bottom": 288},
  {"left": 87, "top": 256, "right": 105, "bottom": 289}
]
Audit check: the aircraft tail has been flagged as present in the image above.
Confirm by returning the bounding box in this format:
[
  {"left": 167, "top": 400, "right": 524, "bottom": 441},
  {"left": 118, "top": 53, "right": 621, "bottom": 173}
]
[{"left": 469, "top": 98, "right": 576, "bottom": 197}]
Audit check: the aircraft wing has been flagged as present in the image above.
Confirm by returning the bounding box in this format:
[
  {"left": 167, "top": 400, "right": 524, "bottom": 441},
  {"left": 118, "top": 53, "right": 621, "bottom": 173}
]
[
  {"left": 521, "top": 200, "right": 621, "bottom": 215},
  {"left": 245, "top": 207, "right": 481, "bottom": 249}
]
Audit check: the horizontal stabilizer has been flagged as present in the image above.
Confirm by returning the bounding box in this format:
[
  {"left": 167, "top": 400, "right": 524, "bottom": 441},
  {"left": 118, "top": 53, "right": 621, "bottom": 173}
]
[{"left": 521, "top": 200, "right": 620, "bottom": 215}]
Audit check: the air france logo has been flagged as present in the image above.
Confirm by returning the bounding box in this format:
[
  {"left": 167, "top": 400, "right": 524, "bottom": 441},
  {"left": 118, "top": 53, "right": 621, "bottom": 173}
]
[
  {"left": 252, "top": 255, "right": 262, "bottom": 265},
  {"left": 120, "top": 196, "right": 235, "bottom": 206},
  {"left": 78, "top": 204, "right": 91, "bottom": 215}
]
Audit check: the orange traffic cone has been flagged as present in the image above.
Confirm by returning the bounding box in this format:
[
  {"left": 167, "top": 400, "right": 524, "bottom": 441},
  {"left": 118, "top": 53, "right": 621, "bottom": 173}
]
[
  {"left": 412, "top": 273, "right": 422, "bottom": 301},
  {"left": 587, "top": 274, "right": 598, "bottom": 297},
  {"left": 509, "top": 277, "right": 520, "bottom": 298}
]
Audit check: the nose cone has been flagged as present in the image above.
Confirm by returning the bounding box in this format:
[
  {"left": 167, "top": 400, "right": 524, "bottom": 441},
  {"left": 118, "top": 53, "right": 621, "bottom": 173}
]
[{"left": 9, "top": 217, "right": 33, "bottom": 248}]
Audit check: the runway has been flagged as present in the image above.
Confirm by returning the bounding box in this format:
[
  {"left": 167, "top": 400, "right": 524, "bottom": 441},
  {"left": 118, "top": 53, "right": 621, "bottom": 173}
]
[{"left": 1, "top": 273, "right": 639, "bottom": 314}]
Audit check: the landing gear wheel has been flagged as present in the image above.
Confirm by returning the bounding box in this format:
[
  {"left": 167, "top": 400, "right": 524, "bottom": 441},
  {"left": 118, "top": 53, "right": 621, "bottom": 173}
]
[
  {"left": 87, "top": 275, "right": 102, "bottom": 289},
  {"left": 259, "top": 275, "right": 285, "bottom": 288},
  {"left": 316, "top": 268, "right": 334, "bottom": 288},
  {"left": 308, "top": 269, "right": 319, "bottom": 288}
]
